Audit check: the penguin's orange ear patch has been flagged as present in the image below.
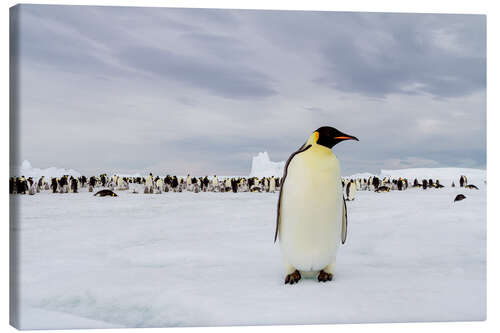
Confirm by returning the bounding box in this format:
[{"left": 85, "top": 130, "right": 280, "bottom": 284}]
[{"left": 314, "top": 131, "right": 319, "bottom": 143}]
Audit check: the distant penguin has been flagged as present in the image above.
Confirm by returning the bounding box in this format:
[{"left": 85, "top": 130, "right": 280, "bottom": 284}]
[
  {"left": 17, "top": 177, "right": 28, "bottom": 194},
  {"left": 212, "top": 175, "right": 219, "bottom": 191},
  {"left": 459, "top": 175, "right": 467, "bottom": 187},
  {"left": 269, "top": 176, "right": 276, "bottom": 193},
  {"left": 465, "top": 184, "right": 479, "bottom": 190},
  {"left": 422, "top": 179, "right": 428, "bottom": 190},
  {"left": 171, "top": 176, "right": 179, "bottom": 191},
  {"left": 454, "top": 194, "right": 466, "bottom": 202},
  {"left": 100, "top": 174, "right": 107, "bottom": 187},
  {"left": 145, "top": 173, "right": 153, "bottom": 193},
  {"left": 28, "top": 182, "right": 36, "bottom": 195},
  {"left": 89, "top": 176, "right": 97, "bottom": 188},
  {"left": 346, "top": 180, "right": 356, "bottom": 201},
  {"left": 231, "top": 178, "right": 238, "bottom": 193},
  {"left": 397, "top": 178, "right": 403, "bottom": 191},
  {"left": 452, "top": 181, "right": 455, "bottom": 187},
  {"left": 276, "top": 126, "right": 358, "bottom": 284},
  {"left": 117, "top": 177, "right": 125, "bottom": 189},
  {"left": 94, "top": 189, "right": 118, "bottom": 197},
  {"left": 70, "top": 178, "right": 78, "bottom": 193},
  {"left": 51, "top": 178, "right": 58, "bottom": 193},
  {"left": 37, "top": 176, "right": 45, "bottom": 189},
  {"left": 155, "top": 178, "right": 164, "bottom": 193}
]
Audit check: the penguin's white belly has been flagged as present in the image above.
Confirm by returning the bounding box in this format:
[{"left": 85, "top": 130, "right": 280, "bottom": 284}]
[{"left": 279, "top": 149, "right": 342, "bottom": 272}]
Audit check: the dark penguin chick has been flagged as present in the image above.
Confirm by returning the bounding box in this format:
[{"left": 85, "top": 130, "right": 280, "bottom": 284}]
[
  {"left": 94, "top": 189, "right": 118, "bottom": 197},
  {"left": 454, "top": 194, "right": 466, "bottom": 202},
  {"left": 465, "top": 184, "right": 479, "bottom": 190}
]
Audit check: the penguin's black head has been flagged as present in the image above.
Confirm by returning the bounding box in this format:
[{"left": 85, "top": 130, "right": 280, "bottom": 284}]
[{"left": 314, "top": 126, "right": 359, "bottom": 149}]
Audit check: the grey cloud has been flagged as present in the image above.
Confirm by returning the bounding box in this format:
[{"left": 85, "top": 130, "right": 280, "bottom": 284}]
[
  {"left": 116, "top": 45, "right": 276, "bottom": 99},
  {"left": 315, "top": 13, "right": 486, "bottom": 98}
]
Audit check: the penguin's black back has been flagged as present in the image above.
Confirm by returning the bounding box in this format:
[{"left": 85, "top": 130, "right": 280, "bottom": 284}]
[{"left": 94, "top": 189, "right": 118, "bottom": 197}]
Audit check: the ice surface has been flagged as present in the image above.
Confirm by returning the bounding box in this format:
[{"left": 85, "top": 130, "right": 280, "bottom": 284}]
[{"left": 11, "top": 183, "right": 486, "bottom": 329}]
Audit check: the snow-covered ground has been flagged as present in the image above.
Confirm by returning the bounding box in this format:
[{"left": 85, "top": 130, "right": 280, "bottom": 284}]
[{"left": 11, "top": 184, "right": 486, "bottom": 329}]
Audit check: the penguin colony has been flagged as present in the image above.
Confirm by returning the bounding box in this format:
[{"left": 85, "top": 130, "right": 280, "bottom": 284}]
[
  {"left": 338, "top": 173, "right": 479, "bottom": 200},
  {"left": 9, "top": 172, "right": 479, "bottom": 198},
  {"left": 9, "top": 173, "right": 283, "bottom": 195}
]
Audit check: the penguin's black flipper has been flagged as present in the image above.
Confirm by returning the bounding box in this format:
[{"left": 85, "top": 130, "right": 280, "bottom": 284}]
[
  {"left": 341, "top": 195, "right": 348, "bottom": 244},
  {"left": 274, "top": 143, "right": 312, "bottom": 243}
]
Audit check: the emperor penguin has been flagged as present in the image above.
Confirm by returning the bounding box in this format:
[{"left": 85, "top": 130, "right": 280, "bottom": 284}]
[
  {"left": 269, "top": 176, "right": 276, "bottom": 193},
  {"left": 145, "top": 173, "right": 153, "bottom": 193},
  {"left": 275, "top": 126, "right": 358, "bottom": 284},
  {"left": 155, "top": 177, "right": 164, "bottom": 193},
  {"left": 117, "top": 176, "right": 124, "bottom": 188},
  {"left": 346, "top": 179, "right": 356, "bottom": 201}
]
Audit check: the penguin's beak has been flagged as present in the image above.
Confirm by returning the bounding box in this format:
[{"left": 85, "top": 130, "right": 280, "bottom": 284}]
[{"left": 335, "top": 134, "right": 359, "bottom": 141}]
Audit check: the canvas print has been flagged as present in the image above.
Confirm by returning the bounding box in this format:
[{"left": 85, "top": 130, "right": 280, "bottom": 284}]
[{"left": 9, "top": 4, "right": 486, "bottom": 330}]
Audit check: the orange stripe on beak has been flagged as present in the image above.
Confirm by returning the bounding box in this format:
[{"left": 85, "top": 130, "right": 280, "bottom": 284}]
[{"left": 335, "top": 136, "right": 354, "bottom": 140}]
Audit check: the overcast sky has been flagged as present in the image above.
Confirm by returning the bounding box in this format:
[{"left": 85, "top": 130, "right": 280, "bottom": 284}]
[{"left": 12, "top": 5, "right": 486, "bottom": 176}]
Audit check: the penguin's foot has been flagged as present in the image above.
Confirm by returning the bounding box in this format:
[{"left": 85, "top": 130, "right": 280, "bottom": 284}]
[
  {"left": 317, "top": 270, "right": 333, "bottom": 282},
  {"left": 285, "top": 270, "right": 301, "bottom": 285}
]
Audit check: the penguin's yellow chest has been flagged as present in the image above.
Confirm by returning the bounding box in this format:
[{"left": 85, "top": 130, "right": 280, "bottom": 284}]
[{"left": 279, "top": 146, "right": 343, "bottom": 271}]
